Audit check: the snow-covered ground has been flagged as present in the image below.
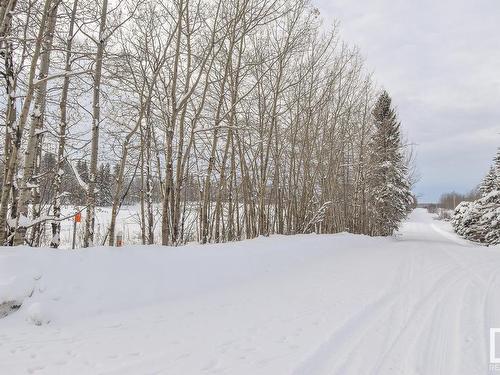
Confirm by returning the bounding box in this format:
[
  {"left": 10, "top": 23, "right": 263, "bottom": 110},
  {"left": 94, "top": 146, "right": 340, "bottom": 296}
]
[
  {"left": 1, "top": 209, "right": 500, "bottom": 374},
  {"left": 43, "top": 205, "right": 166, "bottom": 249}
]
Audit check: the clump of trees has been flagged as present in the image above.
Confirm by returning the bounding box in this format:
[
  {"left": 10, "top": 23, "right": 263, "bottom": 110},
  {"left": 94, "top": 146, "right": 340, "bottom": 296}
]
[
  {"left": 452, "top": 150, "right": 500, "bottom": 245},
  {"left": 438, "top": 191, "right": 480, "bottom": 211},
  {"left": 1, "top": 0, "right": 414, "bottom": 248},
  {"left": 432, "top": 190, "right": 480, "bottom": 220}
]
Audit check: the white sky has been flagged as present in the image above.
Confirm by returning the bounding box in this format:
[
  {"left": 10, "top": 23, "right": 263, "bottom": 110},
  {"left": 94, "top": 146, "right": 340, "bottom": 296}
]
[{"left": 313, "top": 0, "right": 500, "bottom": 202}]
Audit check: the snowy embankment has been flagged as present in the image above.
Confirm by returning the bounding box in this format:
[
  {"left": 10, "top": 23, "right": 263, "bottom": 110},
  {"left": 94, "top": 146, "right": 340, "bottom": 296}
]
[{"left": 1, "top": 209, "right": 500, "bottom": 374}]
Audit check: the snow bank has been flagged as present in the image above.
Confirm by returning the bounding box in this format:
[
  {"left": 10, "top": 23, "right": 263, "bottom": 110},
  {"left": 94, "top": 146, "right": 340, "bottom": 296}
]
[
  {"left": 1, "top": 209, "right": 500, "bottom": 375},
  {"left": 0, "top": 253, "right": 41, "bottom": 320},
  {"left": 1, "top": 233, "right": 379, "bottom": 325}
]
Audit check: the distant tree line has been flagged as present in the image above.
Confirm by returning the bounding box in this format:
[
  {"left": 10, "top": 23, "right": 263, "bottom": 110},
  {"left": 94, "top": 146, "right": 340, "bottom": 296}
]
[
  {"left": 437, "top": 190, "right": 481, "bottom": 211},
  {"left": 452, "top": 150, "right": 500, "bottom": 245}
]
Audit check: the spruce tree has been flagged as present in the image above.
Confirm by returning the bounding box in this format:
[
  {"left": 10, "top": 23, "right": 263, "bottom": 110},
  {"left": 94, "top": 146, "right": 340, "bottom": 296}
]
[
  {"left": 452, "top": 201, "right": 472, "bottom": 236},
  {"left": 480, "top": 167, "right": 496, "bottom": 196},
  {"left": 367, "top": 91, "right": 412, "bottom": 236},
  {"left": 479, "top": 149, "right": 500, "bottom": 244},
  {"left": 453, "top": 148, "right": 500, "bottom": 244},
  {"left": 494, "top": 148, "right": 500, "bottom": 178},
  {"left": 96, "top": 163, "right": 113, "bottom": 206}
]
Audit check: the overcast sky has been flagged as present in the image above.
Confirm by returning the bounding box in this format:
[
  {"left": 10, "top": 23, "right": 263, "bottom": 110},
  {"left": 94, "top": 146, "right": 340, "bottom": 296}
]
[{"left": 313, "top": 0, "right": 500, "bottom": 202}]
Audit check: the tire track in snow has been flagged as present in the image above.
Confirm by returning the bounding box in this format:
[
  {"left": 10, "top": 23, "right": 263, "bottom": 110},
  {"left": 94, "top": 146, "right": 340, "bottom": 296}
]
[
  {"left": 343, "top": 263, "right": 468, "bottom": 375},
  {"left": 291, "top": 254, "right": 461, "bottom": 375},
  {"left": 292, "top": 232, "right": 498, "bottom": 375},
  {"left": 368, "top": 251, "right": 499, "bottom": 375},
  {"left": 480, "top": 270, "right": 499, "bottom": 373}
]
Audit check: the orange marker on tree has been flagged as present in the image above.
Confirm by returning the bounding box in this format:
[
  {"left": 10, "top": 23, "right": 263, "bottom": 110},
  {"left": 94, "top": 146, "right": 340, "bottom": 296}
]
[{"left": 72, "top": 211, "right": 81, "bottom": 249}]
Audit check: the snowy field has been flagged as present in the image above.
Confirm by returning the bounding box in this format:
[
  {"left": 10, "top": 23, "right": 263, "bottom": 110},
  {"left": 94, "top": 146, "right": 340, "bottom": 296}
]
[
  {"left": 1, "top": 209, "right": 500, "bottom": 374},
  {"left": 42, "top": 205, "right": 167, "bottom": 249}
]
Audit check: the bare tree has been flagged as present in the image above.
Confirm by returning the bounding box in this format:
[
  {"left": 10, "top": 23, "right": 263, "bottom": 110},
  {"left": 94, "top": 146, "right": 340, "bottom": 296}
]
[
  {"left": 50, "top": 0, "right": 79, "bottom": 248},
  {"left": 0, "top": 0, "right": 53, "bottom": 245}
]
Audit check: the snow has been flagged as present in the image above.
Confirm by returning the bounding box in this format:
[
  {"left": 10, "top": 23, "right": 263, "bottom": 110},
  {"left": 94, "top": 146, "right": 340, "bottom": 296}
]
[
  {"left": 69, "top": 160, "right": 89, "bottom": 191},
  {"left": 1, "top": 209, "right": 500, "bottom": 374},
  {"left": 34, "top": 129, "right": 47, "bottom": 136},
  {"left": 32, "top": 107, "right": 42, "bottom": 118},
  {"left": 48, "top": 204, "right": 194, "bottom": 249},
  {"left": 8, "top": 214, "right": 31, "bottom": 228}
]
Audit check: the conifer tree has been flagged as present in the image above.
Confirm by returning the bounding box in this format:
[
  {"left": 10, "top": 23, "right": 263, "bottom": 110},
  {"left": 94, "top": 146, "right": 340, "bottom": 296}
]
[
  {"left": 453, "top": 148, "right": 500, "bottom": 244},
  {"left": 479, "top": 149, "right": 500, "bottom": 244},
  {"left": 494, "top": 148, "right": 500, "bottom": 177},
  {"left": 480, "top": 167, "right": 496, "bottom": 196},
  {"left": 367, "top": 91, "right": 412, "bottom": 236},
  {"left": 97, "top": 163, "right": 113, "bottom": 206}
]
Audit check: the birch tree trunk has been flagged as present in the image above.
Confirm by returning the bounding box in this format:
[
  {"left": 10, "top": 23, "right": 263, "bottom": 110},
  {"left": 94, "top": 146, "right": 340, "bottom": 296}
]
[
  {"left": 1, "top": 0, "right": 17, "bottom": 184},
  {"left": 84, "top": 0, "right": 108, "bottom": 247},
  {"left": 108, "top": 117, "right": 141, "bottom": 246},
  {"left": 0, "top": 0, "right": 52, "bottom": 245},
  {"left": 14, "top": 0, "right": 59, "bottom": 245},
  {"left": 50, "top": 0, "right": 79, "bottom": 248}
]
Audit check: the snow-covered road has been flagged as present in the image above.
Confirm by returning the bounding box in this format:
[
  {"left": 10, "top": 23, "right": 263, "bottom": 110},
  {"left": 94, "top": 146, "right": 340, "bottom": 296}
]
[{"left": 1, "top": 209, "right": 500, "bottom": 374}]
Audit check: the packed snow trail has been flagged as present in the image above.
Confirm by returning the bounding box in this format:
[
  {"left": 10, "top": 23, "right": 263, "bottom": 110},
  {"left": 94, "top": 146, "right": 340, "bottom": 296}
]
[{"left": 1, "top": 209, "right": 500, "bottom": 374}]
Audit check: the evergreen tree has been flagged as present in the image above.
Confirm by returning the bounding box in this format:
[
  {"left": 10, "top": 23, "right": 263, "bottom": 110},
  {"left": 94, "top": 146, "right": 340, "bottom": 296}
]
[
  {"left": 453, "top": 148, "right": 500, "bottom": 245},
  {"left": 59, "top": 160, "right": 78, "bottom": 205},
  {"left": 494, "top": 148, "right": 500, "bottom": 178},
  {"left": 480, "top": 167, "right": 496, "bottom": 196},
  {"left": 96, "top": 163, "right": 113, "bottom": 206},
  {"left": 478, "top": 191, "right": 500, "bottom": 244},
  {"left": 478, "top": 149, "right": 500, "bottom": 244},
  {"left": 452, "top": 201, "right": 472, "bottom": 237},
  {"left": 367, "top": 91, "right": 413, "bottom": 236},
  {"left": 39, "top": 152, "right": 57, "bottom": 204}
]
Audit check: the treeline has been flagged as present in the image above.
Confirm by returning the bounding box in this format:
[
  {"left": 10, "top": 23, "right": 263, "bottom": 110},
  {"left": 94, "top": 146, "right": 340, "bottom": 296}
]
[
  {"left": 0, "top": 0, "right": 414, "bottom": 247},
  {"left": 438, "top": 190, "right": 481, "bottom": 211},
  {"left": 452, "top": 150, "right": 500, "bottom": 245},
  {"left": 38, "top": 157, "right": 160, "bottom": 207},
  {"left": 0, "top": 155, "right": 200, "bottom": 208}
]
